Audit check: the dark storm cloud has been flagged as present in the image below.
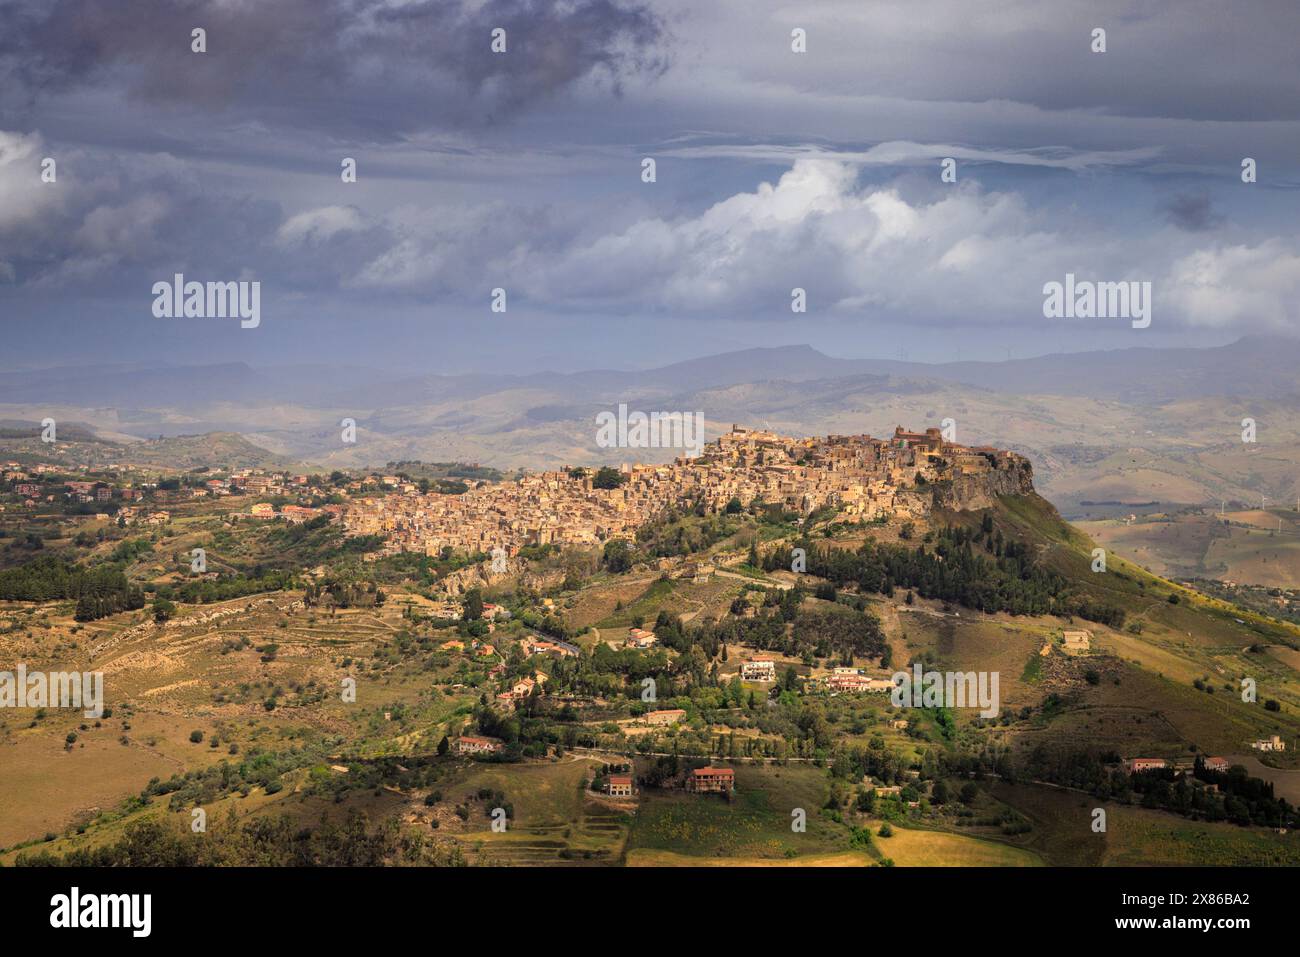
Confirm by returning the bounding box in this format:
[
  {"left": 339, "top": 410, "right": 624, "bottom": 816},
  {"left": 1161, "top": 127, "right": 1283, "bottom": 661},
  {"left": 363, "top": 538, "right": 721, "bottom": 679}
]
[
  {"left": 2, "top": 0, "right": 1299, "bottom": 370},
  {"left": 0, "top": 0, "right": 669, "bottom": 135},
  {"left": 1160, "top": 193, "right": 1222, "bottom": 232}
]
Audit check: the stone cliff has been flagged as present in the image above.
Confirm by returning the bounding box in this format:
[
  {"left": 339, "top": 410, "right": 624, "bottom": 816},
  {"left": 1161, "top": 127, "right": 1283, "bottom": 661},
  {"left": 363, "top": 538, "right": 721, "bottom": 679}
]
[{"left": 929, "top": 457, "right": 1035, "bottom": 511}]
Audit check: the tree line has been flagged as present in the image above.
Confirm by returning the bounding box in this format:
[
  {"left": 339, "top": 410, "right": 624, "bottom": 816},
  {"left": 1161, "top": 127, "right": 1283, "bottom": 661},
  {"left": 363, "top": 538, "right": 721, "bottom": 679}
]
[
  {"left": 0, "top": 555, "right": 144, "bottom": 621},
  {"left": 761, "top": 522, "right": 1125, "bottom": 627}
]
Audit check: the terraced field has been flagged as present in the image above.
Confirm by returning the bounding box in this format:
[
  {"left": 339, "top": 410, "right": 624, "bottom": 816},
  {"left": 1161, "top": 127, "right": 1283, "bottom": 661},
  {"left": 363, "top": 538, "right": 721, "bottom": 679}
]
[{"left": 448, "top": 758, "right": 631, "bottom": 865}]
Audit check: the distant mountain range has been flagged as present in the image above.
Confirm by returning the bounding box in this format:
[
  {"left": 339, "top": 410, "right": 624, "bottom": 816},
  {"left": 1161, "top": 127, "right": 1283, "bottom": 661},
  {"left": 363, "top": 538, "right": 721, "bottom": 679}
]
[
  {"left": 2, "top": 337, "right": 1298, "bottom": 516},
  {"left": 2, "top": 336, "right": 1297, "bottom": 411}
]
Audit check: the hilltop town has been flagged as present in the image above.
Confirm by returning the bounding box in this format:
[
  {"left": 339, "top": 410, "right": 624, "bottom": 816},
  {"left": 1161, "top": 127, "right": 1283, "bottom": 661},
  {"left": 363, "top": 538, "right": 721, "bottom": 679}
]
[
  {"left": 341, "top": 425, "right": 1033, "bottom": 558},
  {"left": 4, "top": 416, "right": 1299, "bottom": 873}
]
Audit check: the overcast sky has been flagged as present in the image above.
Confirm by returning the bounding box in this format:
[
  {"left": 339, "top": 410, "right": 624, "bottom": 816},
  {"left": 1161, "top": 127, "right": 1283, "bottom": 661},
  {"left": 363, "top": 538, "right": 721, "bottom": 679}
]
[{"left": 1, "top": 0, "right": 1298, "bottom": 373}]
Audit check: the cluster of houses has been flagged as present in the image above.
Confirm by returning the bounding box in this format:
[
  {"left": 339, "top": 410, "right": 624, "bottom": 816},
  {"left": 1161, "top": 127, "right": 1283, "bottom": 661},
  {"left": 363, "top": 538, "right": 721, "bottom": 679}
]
[
  {"left": 599, "top": 765, "right": 735, "bottom": 798},
  {"left": 339, "top": 424, "right": 1030, "bottom": 558},
  {"left": 212, "top": 470, "right": 314, "bottom": 498},
  {"left": 4, "top": 468, "right": 147, "bottom": 510},
  {"left": 2, "top": 462, "right": 354, "bottom": 527},
  {"left": 439, "top": 638, "right": 498, "bottom": 658},
  {"left": 438, "top": 630, "right": 584, "bottom": 709},
  {"left": 427, "top": 600, "right": 510, "bottom": 623},
  {"left": 246, "top": 501, "right": 339, "bottom": 524},
  {"left": 1123, "top": 755, "right": 1232, "bottom": 776},
  {"left": 116, "top": 507, "right": 170, "bottom": 526},
  {"left": 456, "top": 741, "right": 735, "bottom": 801},
  {"left": 527, "top": 637, "right": 580, "bottom": 658}
]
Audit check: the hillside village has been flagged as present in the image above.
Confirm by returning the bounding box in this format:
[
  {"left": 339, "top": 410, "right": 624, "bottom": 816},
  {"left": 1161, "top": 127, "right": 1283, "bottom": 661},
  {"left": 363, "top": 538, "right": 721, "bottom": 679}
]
[
  {"left": 2, "top": 421, "right": 1300, "bottom": 869},
  {"left": 340, "top": 425, "right": 1033, "bottom": 557}
]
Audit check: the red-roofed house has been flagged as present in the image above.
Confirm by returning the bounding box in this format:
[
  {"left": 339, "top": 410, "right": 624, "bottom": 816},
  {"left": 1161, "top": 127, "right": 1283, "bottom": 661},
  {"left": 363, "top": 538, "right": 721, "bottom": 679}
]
[
  {"left": 456, "top": 735, "right": 502, "bottom": 755},
  {"left": 688, "top": 767, "right": 735, "bottom": 793}
]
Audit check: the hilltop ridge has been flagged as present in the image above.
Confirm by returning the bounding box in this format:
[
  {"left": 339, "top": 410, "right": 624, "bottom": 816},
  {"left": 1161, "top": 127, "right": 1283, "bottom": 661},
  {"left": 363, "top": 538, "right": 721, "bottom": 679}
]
[{"left": 341, "top": 423, "right": 1033, "bottom": 559}]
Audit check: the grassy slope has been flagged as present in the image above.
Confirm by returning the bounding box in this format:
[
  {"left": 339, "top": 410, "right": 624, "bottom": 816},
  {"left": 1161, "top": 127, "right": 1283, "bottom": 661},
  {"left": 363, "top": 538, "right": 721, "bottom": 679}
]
[{"left": 938, "top": 494, "right": 1300, "bottom": 763}]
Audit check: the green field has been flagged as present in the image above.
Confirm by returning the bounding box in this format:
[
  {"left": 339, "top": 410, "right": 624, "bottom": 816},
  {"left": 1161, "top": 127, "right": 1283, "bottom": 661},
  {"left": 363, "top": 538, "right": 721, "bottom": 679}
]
[
  {"left": 874, "top": 825, "right": 1042, "bottom": 866},
  {"left": 628, "top": 764, "right": 851, "bottom": 861},
  {"left": 994, "top": 782, "right": 1300, "bottom": 866}
]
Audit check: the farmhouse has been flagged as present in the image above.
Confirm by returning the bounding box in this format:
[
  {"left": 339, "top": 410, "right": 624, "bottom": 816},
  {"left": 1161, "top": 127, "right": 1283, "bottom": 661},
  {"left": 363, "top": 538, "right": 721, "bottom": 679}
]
[
  {"left": 827, "top": 672, "right": 894, "bottom": 693},
  {"left": 527, "top": 637, "right": 580, "bottom": 658},
  {"left": 481, "top": 602, "right": 510, "bottom": 621},
  {"left": 498, "top": 671, "right": 549, "bottom": 702},
  {"left": 688, "top": 767, "right": 735, "bottom": 793},
  {"left": 1123, "top": 757, "right": 1168, "bottom": 774},
  {"left": 607, "top": 774, "right": 634, "bottom": 797},
  {"left": 1202, "top": 756, "right": 1230, "bottom": 773},
  {"left": 740, "top": 658, "right": 776, "bottom": 682},
  {"left": 626, "top": 627, "right": 658, "bottom": 649},
  {"left": 456, "top": 735, "right": 503, "bottom": 755},
  {"left": 1252, "top": 735, "right": 1286, "bottom": 752},
  {"left": 827, "top": 672, "right": 868, "bottom": 692},
  {"left": 642, "top": 708, "right": 687, "bottom": 726},
  {"left": 497, "top": 677, "right": 536, "bottom": 702},
  {"left": 430, "top": 601, "right": 463, "bottom": 620}
]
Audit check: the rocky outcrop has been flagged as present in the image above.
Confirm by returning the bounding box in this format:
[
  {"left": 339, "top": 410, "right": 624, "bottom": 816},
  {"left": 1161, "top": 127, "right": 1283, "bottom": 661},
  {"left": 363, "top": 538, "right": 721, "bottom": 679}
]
[
  {"left": 929, "top": 457, "right": 1034, "bottom": 511},
  {"left": 438, "top": 562, "right": 566, "bottom": 597}
]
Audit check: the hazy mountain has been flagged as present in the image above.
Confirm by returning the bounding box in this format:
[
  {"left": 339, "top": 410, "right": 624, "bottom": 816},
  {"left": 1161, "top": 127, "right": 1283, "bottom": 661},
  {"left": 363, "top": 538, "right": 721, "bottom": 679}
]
[
  {"left": 5, "top": 337, "right": 1297, "bottom": 411},
  {"left": 0, "top": 362, "right": 390, "bottom": 408},
  {"left": 3, "top": 338, "right": 1298, "bottom": 516},
  {"left": 862, "top": 336, "right": 1300, "bottom": 403}
]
